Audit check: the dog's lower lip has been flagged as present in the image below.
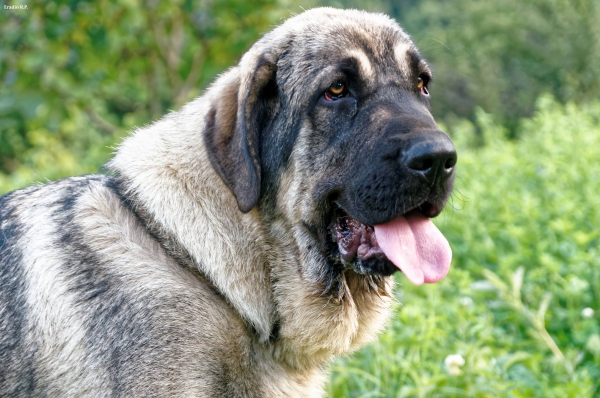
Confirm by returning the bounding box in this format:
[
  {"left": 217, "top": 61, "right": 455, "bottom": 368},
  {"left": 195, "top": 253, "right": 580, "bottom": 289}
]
[{"left": 329, "top": 203, "right": 430, "bottom": 266}]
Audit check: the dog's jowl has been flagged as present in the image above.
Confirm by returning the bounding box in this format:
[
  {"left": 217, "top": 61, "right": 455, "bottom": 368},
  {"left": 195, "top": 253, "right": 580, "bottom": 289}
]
[{"left": 0, "top": 8, "right": 456, "bottom": 397}]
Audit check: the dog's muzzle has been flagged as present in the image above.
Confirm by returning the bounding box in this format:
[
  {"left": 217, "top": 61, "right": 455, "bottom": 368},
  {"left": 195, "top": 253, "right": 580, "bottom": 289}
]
[{"left": 328, "top": 126, "right": 457, "bottom": 285}]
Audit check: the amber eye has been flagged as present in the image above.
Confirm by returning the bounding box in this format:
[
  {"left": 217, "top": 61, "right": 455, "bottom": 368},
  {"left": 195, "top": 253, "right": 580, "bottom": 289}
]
[
  {"left": 329, "top": 82, "right": 345, "bottom": 95},
  {"left": 324, "top": 82, "right": 347, "bottom": 101},
  {"left": 418, "top": 76, "right": 429, "bottom": 95}
]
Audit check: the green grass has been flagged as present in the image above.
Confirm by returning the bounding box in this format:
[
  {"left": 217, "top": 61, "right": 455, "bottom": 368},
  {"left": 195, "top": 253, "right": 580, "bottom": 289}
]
[{"left": 328, "top": 96, "right": 600, "bottom": 397}]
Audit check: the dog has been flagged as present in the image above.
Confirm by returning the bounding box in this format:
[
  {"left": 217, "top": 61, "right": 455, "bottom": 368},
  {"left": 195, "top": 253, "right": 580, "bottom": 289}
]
[{"left": 0, "top": 8, "right": 456, "bottom": 397}]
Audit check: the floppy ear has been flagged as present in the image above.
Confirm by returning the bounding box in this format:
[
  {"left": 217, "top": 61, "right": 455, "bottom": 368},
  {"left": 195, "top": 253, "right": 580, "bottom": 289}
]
[{"left": 204, "top": 54, "right": 278, "bottom": 213}]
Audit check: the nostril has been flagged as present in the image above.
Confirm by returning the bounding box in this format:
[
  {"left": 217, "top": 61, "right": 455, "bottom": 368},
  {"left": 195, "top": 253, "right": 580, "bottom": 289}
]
[
  {"left": 444, "top": 155, "right": 457, "bottom": 169},
  {"left": 408, "top": 156, "right": 434, "bottom": 172}
]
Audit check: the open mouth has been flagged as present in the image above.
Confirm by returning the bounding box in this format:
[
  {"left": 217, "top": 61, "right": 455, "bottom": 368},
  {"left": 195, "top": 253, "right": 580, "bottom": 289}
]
[
  {"left": 327, "top": 202, "right": 452, "bottom": 285},
  {"left": 330, "top": 210, "right": 395, "bottom": 276}
]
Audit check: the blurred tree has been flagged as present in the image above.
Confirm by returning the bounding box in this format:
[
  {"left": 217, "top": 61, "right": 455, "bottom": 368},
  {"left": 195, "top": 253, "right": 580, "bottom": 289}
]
[{"left": 0, "top": 0, "right": 290, "bottom": 182}]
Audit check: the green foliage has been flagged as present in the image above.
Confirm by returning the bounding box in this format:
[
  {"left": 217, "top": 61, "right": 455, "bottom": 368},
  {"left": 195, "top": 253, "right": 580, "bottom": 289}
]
[
  {"left": 0, "top": 0, "right": 290, "bottom": 188},
  {"left": 328, "top": 97, "right": 600, "bottom": 397}
]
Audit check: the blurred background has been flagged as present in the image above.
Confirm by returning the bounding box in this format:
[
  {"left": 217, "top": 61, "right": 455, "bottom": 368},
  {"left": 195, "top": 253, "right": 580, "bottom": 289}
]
[{"left": 1, "top": 0, "right": 599, "bottom": 396}]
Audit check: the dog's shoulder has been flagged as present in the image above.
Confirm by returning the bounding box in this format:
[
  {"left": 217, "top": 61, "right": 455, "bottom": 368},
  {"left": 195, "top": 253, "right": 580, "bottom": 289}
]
[
  {"left": 0, "top": 173, "right": 244, "bottom": 319},
  {"left": 0, "top": 175, "right": 260, "bottom": 397}
]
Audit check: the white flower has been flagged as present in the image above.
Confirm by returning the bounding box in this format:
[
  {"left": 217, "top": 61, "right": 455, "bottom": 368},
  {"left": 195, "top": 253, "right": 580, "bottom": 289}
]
[
  {"left": 582, "top": 308, "right": 595, "bottom": 318},
  {"left": 444, "top": 354, "right": 465, "bottom": 375},
  {"left": 459, "top": 297, "right": 473, "bottom": 307}
]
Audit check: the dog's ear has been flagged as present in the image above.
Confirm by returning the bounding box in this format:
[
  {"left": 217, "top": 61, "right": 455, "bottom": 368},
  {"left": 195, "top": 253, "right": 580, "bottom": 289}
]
[{"left": 204, "top": 54, "right": 278, "bottom": 213}]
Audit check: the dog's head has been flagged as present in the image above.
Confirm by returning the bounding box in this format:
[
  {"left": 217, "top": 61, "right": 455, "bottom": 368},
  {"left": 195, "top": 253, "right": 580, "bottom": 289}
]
[{"left": 204, "top": 8, "right": 456, "bottom": 293}]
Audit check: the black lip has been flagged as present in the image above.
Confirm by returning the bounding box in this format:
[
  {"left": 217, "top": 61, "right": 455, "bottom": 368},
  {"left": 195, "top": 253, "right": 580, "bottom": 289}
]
[
  {"left": 416, "top": 201, "right": 440, "bottom": 218},
  {"left": 325, "top": 204, "right": 404, "bottom": 277}
]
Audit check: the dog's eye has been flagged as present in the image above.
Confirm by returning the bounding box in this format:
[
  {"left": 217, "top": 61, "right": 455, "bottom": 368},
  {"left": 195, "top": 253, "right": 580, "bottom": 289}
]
[
  {"left": 330, "top": 82, "right": 345, "bottom": 95},
  {"left": 418, "top": 76, "right": 430, "bottom": 96},
  {"left": 324, "top": 82, "right": 348, "bottom": 101}
]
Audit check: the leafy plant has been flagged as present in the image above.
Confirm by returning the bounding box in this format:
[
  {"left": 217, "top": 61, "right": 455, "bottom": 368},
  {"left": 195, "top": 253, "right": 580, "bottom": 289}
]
[
  {"left": 328, "top": 97, "right": 600, "bottom": 397},
  {"left": 0, "top": 0, "right": 290, "bottom": 189}
]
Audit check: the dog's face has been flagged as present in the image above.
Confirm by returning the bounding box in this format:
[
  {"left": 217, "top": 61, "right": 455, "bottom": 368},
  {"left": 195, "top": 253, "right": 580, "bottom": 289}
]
[{"left": 205, "top": 9, "right": 456, "bottom": 295}]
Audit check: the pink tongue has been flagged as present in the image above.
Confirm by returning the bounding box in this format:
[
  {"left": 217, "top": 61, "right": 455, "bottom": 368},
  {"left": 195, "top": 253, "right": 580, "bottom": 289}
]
[{"left": 374, "top": 211, "right": 452, "bottom": 286}]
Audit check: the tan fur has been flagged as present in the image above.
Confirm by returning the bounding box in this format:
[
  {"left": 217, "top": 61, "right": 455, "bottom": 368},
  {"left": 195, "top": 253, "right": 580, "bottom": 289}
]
[
  {"left": 394, "top": 41, "right": 414, "bottom": 76},
  {"left": 347, "top": 49, "right": 376, "bottom": 82},
  {"left": 0, "top": 8, "right": 437, "bottom": 397},
  {"left": 106, "top": 8, "right": 412, "bottom": 394}
]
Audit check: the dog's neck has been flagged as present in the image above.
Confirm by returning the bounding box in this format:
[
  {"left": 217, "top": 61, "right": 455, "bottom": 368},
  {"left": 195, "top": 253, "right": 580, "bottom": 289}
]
[
  {"left": 107, "top": 74, "right": 392, "bottom": 371},
  {"left": 107, "top": 87, "right": 277, "bottom": 343}
]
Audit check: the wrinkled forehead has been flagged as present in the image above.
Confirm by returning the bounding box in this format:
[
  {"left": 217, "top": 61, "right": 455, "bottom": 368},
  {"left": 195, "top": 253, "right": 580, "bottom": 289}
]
[
  {"left": 268, "top": 9, "right": 430, "bottom": 88},
  {"left": 322, "top": 39, "right": 427, "bottom": 85}
]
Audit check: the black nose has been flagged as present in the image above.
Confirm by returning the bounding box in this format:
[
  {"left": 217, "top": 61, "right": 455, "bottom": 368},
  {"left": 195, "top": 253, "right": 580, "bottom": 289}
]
[{"left": 404, "top": 134, "right": 457, "bottom": 183}]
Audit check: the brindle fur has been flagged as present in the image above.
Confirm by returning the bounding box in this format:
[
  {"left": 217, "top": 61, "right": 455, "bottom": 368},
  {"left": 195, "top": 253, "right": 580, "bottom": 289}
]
[{"left": 0, "top": 8, "right": 455, "bottom": 397}]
